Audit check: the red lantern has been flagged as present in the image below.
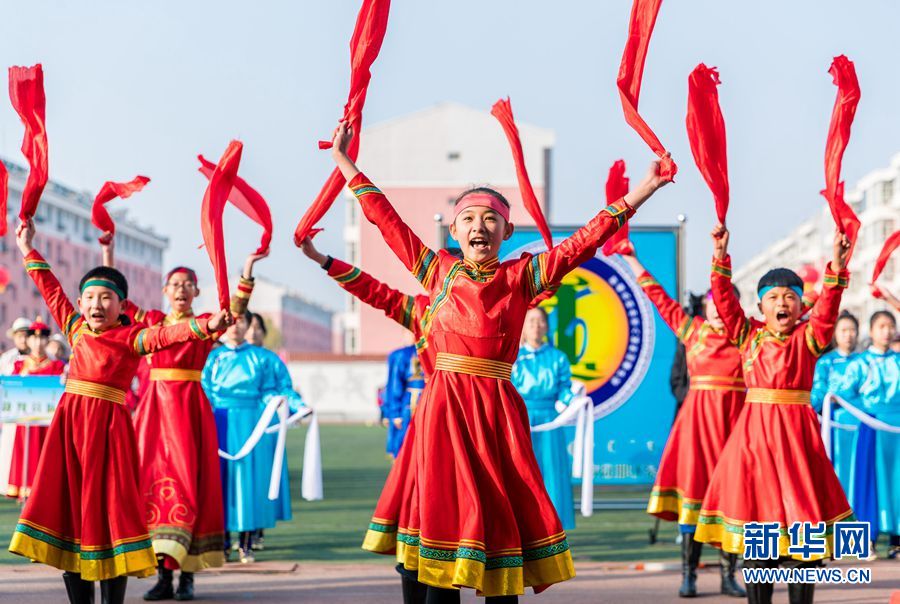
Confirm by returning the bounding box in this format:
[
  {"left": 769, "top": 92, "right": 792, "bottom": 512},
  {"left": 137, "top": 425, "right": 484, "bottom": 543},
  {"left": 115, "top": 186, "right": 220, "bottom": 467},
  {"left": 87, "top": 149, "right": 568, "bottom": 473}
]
[{"left": 0, "top": 265, "right": 9, "bottom": 293}]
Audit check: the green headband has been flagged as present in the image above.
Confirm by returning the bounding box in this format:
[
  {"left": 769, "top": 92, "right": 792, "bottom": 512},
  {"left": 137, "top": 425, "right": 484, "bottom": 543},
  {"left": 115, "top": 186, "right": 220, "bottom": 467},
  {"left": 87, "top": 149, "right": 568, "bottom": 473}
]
[{"left": 80, "top": 278, "right": 126, "bottom": 300}]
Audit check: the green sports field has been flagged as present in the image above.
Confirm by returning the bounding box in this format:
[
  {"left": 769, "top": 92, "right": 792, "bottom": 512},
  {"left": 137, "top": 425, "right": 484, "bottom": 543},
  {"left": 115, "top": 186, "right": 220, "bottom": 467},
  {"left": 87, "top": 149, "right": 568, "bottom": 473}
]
[{"left": 0, "top": 423, "right": 715, "bottom": 565}]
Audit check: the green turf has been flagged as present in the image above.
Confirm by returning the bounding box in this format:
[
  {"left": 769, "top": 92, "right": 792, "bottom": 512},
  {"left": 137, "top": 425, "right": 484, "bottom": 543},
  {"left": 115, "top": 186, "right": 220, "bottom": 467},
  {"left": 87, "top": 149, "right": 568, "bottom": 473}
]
[{"left": 0, "top": 423, "right": 712, "bottom": 565}]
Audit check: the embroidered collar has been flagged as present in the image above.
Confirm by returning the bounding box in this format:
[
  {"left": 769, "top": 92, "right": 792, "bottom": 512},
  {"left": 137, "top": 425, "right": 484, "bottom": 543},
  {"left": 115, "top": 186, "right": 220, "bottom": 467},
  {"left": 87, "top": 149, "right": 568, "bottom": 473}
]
[
  {"left": 461, "top": 257, "right": 499, "bottom": 280},
  {"left": 165, "top": 309, "right": 195, "bottom": 325}
]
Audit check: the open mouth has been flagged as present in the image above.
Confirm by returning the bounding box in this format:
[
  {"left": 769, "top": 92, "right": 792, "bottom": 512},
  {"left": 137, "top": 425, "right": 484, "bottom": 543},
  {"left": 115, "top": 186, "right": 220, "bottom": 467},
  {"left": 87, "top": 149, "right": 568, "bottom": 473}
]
[
  {"left": 776, "top": 310, "right": 790, "bottom": 322},
  {"left": 469, "top": 237, "right": 489, "bottom": 252},
  {"left": 90, "top": 312, "right": 106, "bottom": 321},
  {"left": 175, "top": 295, "right": 187, "bottom": 303}
]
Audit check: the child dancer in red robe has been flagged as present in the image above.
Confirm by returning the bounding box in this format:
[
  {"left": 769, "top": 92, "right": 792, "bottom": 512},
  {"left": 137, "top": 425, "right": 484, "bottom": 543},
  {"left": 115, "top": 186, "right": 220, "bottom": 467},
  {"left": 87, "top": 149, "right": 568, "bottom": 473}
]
[
  {"left": 301, "top": 236, "right": 431, "bottom": 604},
  {"left": 327, "top": 120, "right": 668, "bottom": 599},
  {"left": 694, "top": 225, "right": 853, "bottom": 604},
  {"left": 7, "top": 318, "right": 66, "bottom": 500},
  {"left": 621, "top": 252, "right": 746, "bottom": 598},
  {"left": 7, "top": 219, "right": 232, "bottom": 604},
  {"left": 100, "top": 237, "right": 264, "bottom": 601}
]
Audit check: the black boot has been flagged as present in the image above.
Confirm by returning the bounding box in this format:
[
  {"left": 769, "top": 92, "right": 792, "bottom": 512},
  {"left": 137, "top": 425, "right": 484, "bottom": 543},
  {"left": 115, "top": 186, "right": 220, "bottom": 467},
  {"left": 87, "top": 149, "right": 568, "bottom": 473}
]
[
  {"left": 100, "top": 577, "right": 128, "bottom": 604},
  {"left": 678, "top": 535, "right": 701, "bottom": 597},
  {"left": 174, "top": 572, "right": 194, "bottom": 601},
  {"left": 743, "top": 559, "right": 774, "bottom": 604},
  {"left": 720, "top": 552, "right": 746, "bottom": 597},
  {"left": 400, "top": 575, "right": 427, "bottom": 604},
  {"left": 786, "top": 560, "right": 820, "bottom": 604},
  {"left": 425, "top": 586, "right": 460, "bottom": 604},
  {"left": 63, "top": 572, "right": 95, "bottom": 604},
  {"left": 143, "top": 562, "right": 174, "bottom": 600}
]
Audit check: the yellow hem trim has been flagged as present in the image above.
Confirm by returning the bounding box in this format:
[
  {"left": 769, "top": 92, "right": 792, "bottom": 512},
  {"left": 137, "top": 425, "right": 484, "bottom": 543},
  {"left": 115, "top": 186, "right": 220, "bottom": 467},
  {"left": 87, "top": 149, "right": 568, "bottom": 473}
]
[
  {"left": 362, "top": 529, "right": 397, "bottom": 555},
  {"left": 9, "top": 531, "right": 156, "bottom": 581},
  {"left": 646, "top": 492, "right": 701, "bottom": 526},
  {"left": 694, "top": 509, "right": 854, "bottom": 561},
  {"left": 416, "top": 549, "right": 575, "bottom": 597}
]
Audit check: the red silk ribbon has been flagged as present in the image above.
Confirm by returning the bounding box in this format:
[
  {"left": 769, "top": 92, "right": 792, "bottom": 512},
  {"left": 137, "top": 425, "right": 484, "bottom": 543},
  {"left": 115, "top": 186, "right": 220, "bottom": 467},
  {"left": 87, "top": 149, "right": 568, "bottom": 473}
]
[
  {"left": 490, "top": 97, "right": 553, "bottom": 251},
  {"left": 293, "top": 0, "right": 391, "bottom": 245},
  {"left": 91, "top": 176, "right": 151, "bottom": 244},
  {"left": 9, "top": 64, "right": 49, "bottom": 224},
  {"left": 602, "top": 160, "right": 633, "bottom": 256},
  {"left": 617, "top": 0, "right": 676, "bottom": 181},
  {"left": 198, "top": 155, "right": 273, "bottom": 255},
  {"left": 686, "top": 64, "right": 729, "bottom": 226},
  {"left": 822, "top": 55, "right": 861, "bottom": 252},
  {"left": 201, "top": 141, "right": 243, "bottom": 311}
]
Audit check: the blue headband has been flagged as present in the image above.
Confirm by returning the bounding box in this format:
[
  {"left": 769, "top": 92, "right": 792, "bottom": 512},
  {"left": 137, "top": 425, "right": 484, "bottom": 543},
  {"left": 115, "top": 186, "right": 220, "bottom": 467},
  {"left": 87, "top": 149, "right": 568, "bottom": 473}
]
[{"left": 758, "top": 285, "right": 803, "bottom": 300}]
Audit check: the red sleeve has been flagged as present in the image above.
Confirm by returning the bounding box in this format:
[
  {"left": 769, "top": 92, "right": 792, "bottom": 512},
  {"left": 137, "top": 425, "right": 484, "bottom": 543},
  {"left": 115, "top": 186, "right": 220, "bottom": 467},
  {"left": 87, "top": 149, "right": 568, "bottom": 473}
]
[
  {"left": 804, "top": 263, "right": 849, "bottom": 357},
  {"left": 130, "top": 316, "right": 214, "bottom": 356},
  {"left": 348, "top": 173, "right": 441, "bottom": 291},
  {"left": 710, "top": 255, "right": 751, "bottom": 349},
  {"left": 636, "top": 270, "right": 697, "bottom": 342},
  {"left": 328, "top": 257, "right": 419, "bottom": 333},
  {"left": 23, "top": 250, "right": 83, "bottom": 343},
  {"left": 521, "top": 199, "right": 634, "bottom": 299}
]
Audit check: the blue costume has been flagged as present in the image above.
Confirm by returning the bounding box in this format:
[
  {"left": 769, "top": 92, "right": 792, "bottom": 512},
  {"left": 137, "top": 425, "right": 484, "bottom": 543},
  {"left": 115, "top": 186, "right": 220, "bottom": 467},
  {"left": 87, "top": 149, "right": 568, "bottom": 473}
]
[
  {"left": 384, "top": 345, "right": 423, "bottom": 458},
  {"left": 203, "top": 343, "right": 304, "bottom": 533},
  {"left": 835, "top": 348, "right": 900, "bottom": 539},
  {"left": 811, "top": 349, "right": 859, "bottom": 497},
  {"left": 512, "top": 343, "right": 575, "bottom": 530}
]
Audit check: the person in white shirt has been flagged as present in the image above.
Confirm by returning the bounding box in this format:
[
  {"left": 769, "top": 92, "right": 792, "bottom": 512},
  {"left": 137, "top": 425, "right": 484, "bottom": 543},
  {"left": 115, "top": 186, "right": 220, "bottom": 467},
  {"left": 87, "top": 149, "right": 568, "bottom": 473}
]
[{"left": 0, "top": 317, "right": 31, "bottom": 376}]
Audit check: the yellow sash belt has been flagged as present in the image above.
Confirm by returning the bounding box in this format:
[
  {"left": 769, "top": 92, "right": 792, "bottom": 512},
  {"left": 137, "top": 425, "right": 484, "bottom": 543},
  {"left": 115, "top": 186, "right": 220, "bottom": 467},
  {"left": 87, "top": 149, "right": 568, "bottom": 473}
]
[
  {"left": 690, "top": 375, "right": 746, "bottom": 392},
  {"left": 65, "top": 379, "right": 127, "bottom": 405},
  {"left": 745, "top": 388, "right": 811, "bottom": 405},
  {"left": 150, "top": 368, "right": 202, "bottom": 382},
  {"left": 434, "top": 352, "right": 512, "bottom": 381}
]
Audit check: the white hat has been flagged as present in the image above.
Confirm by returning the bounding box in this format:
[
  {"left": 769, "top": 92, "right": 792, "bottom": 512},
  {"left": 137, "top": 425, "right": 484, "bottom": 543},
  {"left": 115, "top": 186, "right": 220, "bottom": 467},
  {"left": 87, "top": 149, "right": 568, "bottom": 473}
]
[{"left": 6, "top": 317, "right": 30, "bottom": 338}]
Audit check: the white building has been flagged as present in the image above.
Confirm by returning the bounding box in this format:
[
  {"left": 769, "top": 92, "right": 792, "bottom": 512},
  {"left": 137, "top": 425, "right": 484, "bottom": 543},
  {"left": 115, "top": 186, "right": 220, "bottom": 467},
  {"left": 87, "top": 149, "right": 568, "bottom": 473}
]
[{"left": 732, "top": 153, "right": 899, "bottom": 334}]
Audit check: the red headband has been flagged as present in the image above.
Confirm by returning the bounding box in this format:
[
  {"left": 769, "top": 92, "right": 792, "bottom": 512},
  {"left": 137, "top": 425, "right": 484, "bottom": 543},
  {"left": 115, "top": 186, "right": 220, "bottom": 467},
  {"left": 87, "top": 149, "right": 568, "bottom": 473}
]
[
  {"left": 166, "top": 266, "right": 198, "bottom": 285},
  {"left": 453, "top": 193, "right": 510, "bottom": 222}
]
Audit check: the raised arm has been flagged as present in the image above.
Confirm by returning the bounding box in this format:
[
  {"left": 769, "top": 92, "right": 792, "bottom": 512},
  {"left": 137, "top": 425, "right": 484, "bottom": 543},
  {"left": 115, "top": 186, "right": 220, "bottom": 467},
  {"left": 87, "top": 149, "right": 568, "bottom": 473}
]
[
  {"left": 131, "top": 309, "right": 231, "bottom": 356},
  {"left": 521, "top": 160, "right": 667, "bottom": 298},
  {"left": 709, "top": 226, "right": 751, "bottom": 349},
  {"left": 301, "top": 237, "right": 421, "bottom": 333},
  {"left": 873, "top": 282, "right": 900, "bottom": 313},
  {"left": 331, "top": 122, "right": 441, "bottom": 291},
  {"left": 623, "top": 254, "right": 695, "bottom": 341},
  {"left": 16, "top": 220, "right": 81, "bottom": 340},
  {"left": 805, "top": 233, "right": 851, "bottom": 358}
]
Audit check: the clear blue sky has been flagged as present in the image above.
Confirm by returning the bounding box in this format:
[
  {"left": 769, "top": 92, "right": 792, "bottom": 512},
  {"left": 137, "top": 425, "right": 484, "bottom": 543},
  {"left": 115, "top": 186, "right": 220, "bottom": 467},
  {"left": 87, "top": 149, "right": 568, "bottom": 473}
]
[{"left": 1, "top": 1, "right": 898, "bottom": 309}]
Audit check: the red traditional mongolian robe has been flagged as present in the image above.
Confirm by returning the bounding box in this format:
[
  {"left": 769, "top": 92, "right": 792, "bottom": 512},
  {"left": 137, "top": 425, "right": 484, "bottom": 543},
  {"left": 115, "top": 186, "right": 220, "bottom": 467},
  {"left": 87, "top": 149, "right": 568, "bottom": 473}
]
[
  {"left": 694, "top": 256, "right": 853, "bottom": 559},
  {"left": 122, "top": 276, "right": 254, "bottom": 571},
  {"left": 637, "top": 271, "right": 745, "bottom": 526},
  {"left": 8, "top": 251, "right": 219, "bottom": 580},
  {"left": 349, "top": 172, "right": 635, "bottom": 595}
]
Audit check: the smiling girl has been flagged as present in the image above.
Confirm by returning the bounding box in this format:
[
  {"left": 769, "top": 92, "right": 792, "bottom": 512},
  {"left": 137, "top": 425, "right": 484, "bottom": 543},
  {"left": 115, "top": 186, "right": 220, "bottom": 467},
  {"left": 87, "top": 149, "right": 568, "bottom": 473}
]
[{"left": 328, "top": 120, "right": 668, "bottom": 599}]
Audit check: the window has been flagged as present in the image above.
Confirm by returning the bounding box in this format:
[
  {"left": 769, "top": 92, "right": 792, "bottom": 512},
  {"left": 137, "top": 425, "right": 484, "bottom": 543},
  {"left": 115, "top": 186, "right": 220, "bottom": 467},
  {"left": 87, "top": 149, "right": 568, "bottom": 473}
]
[
  {"left": 881, "top": 180, "right": 894, "bottom": 205},
  {"left": 346, "top": 199, "right": 358, "bottom": 227}
]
